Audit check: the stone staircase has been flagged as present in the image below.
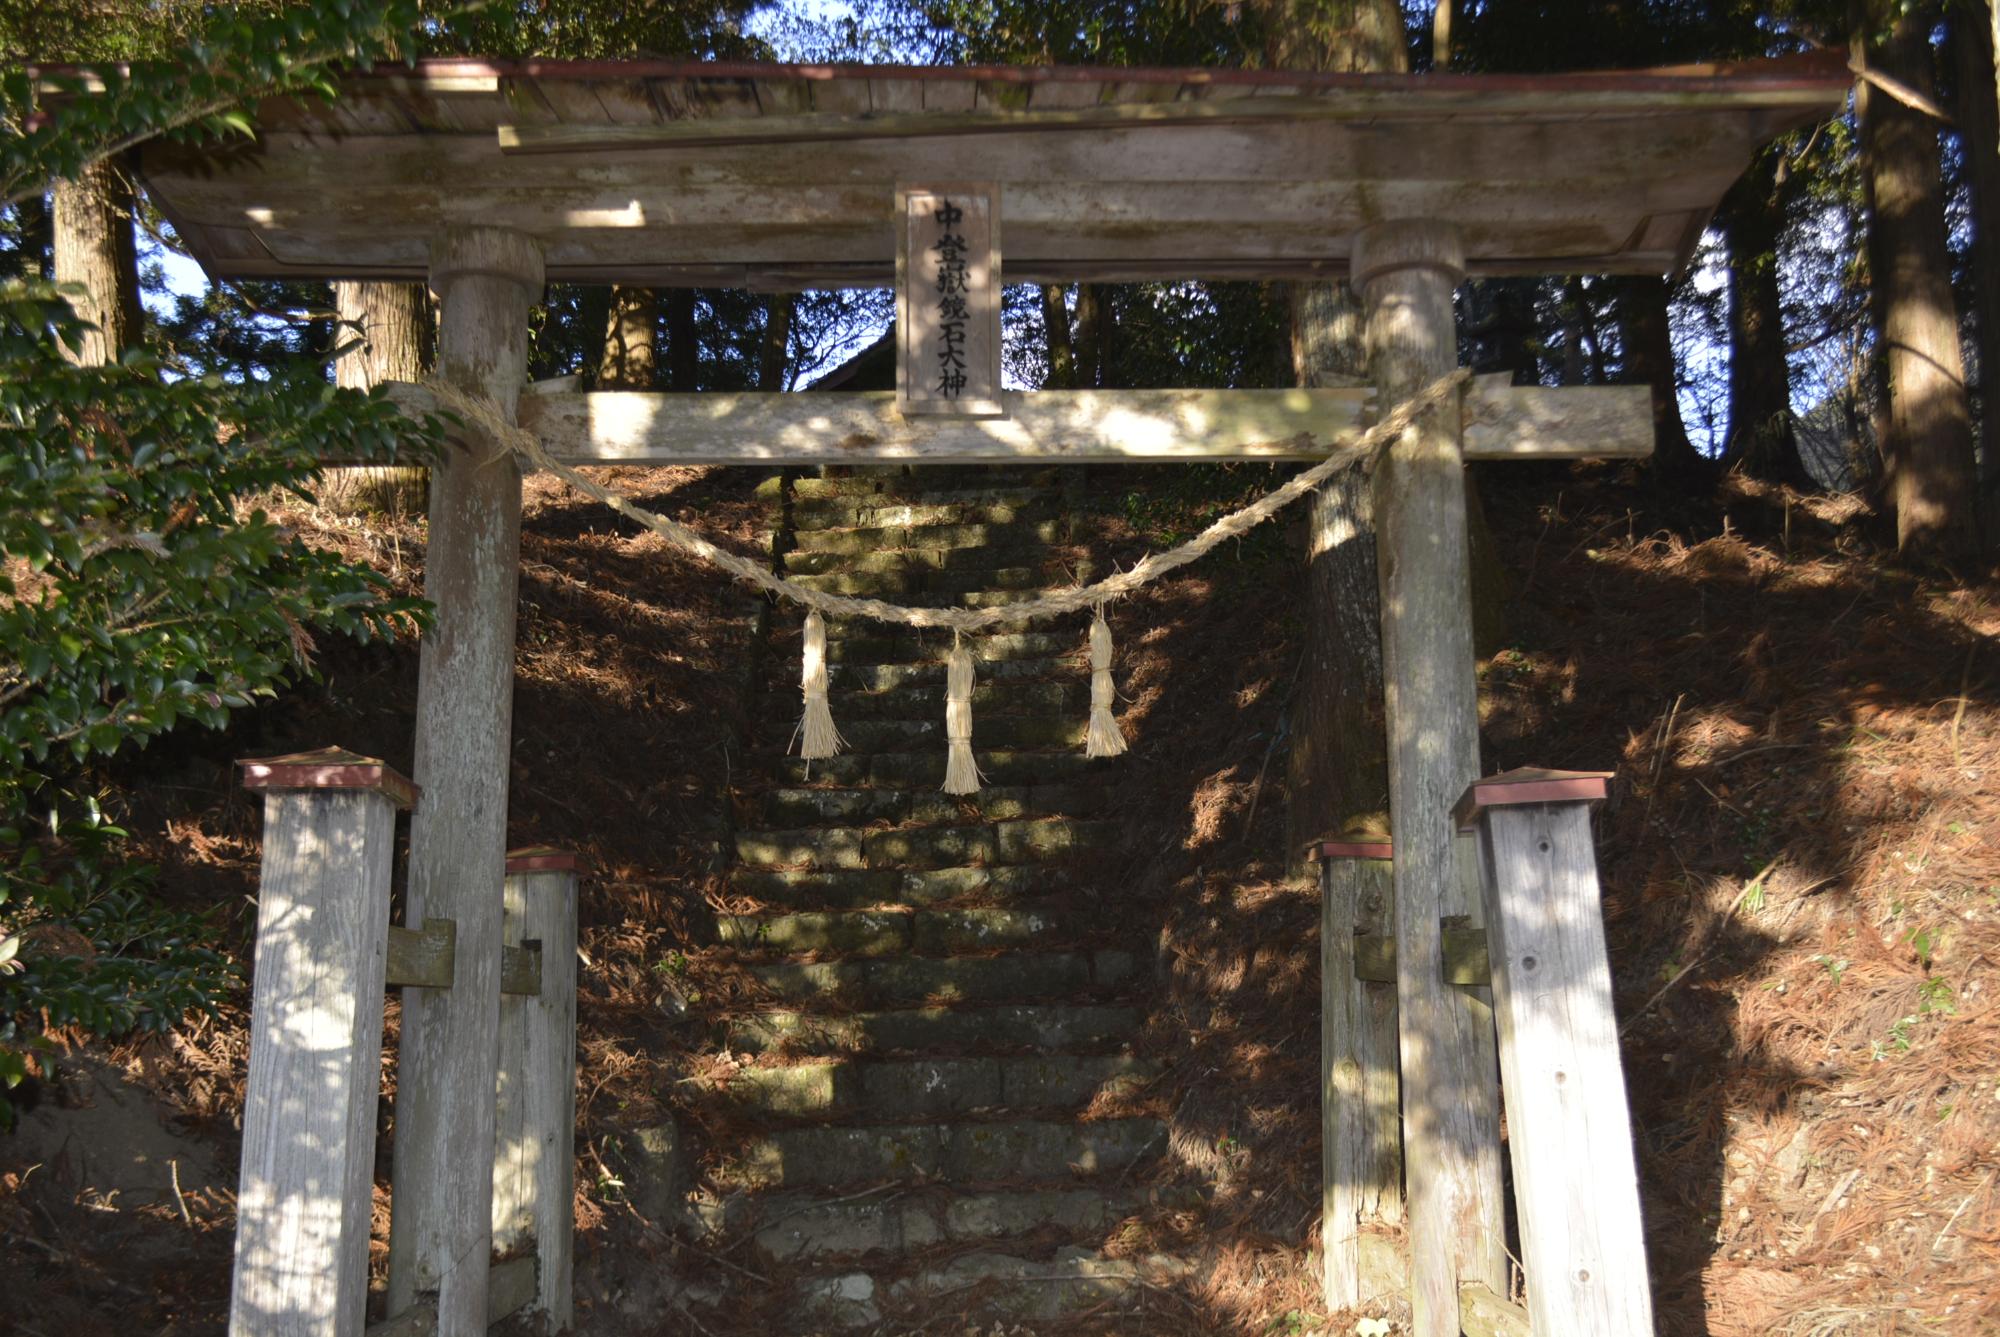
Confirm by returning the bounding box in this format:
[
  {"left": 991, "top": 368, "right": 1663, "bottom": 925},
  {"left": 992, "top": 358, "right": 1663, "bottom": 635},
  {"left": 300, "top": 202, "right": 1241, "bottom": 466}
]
[{"left": 692, "top": 467, "right": 1181, "bottom": 1329}]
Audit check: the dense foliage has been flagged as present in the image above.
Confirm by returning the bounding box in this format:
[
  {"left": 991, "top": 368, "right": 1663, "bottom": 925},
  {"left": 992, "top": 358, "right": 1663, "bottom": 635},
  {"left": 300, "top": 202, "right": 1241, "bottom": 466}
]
[{"left": 0, "top": 0, "right": 445, "bottom": 1118}]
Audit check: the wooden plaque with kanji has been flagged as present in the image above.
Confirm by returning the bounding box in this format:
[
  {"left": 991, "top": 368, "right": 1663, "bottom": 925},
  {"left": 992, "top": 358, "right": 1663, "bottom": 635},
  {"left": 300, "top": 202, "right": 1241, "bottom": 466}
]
[{"left": 896, "top": 183, "right": 1004, "bottom": 417}]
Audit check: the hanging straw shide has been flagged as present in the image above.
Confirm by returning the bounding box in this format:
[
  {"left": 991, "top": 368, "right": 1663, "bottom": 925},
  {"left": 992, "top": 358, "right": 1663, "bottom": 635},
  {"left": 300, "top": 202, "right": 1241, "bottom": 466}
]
[
  {"left": 1085, "top": 605, "right": 1127, "bottom": 758},
  {"left": 797, "top": 610, "right": 844, "bottom": 760},
  {"left": 943, "top": 632, "right": 983, "bottom": 795}
]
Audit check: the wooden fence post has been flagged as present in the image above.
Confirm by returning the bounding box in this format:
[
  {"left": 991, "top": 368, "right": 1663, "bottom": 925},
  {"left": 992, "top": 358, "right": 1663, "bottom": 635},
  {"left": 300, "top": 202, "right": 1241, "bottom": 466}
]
[
  {"left": 492, "top": 849, "right": 579, "bottom": 1333},
  {"left": 1357, "top": 219, "right": 1507, "bottom": 1337},
  {"left": 390, "top": 225, "right": 543, "bottom": 1336},
  {"left": 230, "top": 749, "right": 415, "bottom": 1337},
  {"left": 1457, "top": 768, "right": 1655, "bottom": 1337},
  {"left": 1316, "top": 839, "right": 1402, "bottom": 1311}
]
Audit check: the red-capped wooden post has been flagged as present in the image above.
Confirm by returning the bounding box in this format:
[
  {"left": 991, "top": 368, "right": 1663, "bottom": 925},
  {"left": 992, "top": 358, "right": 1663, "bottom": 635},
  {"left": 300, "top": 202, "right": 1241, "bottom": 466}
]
[
  {"left": 1456, "top": 769, "right": 1654, "bottom": 1337},
  {"left": 1314, "top": 838, "right": 1403, "bottom": 1310},
  {"left": 492, "top": 848, "right": 580, "bottom": 1332},
  {"left": 230, "top": 748, "right": 415, "bottom": 1337}
]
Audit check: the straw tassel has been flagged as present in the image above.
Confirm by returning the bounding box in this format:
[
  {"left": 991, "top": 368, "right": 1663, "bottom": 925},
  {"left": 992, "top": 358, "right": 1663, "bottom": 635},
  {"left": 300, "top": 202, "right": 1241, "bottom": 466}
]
[
  {"left": 797, "top": 610, "right": 844, "bottom": 760},
  {"left": 1086, "top": 606, "right": 1128, "bottom": 759},
  {"left": 943, "top": 632, "right": 984, "bottom": 795}
]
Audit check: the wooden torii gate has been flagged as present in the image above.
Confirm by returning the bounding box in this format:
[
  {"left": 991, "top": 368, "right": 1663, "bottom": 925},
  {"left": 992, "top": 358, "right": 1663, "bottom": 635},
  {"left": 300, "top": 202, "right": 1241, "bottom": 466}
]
[{"left": 138, "top": 52, "right": 1850, "bottom": 1337}]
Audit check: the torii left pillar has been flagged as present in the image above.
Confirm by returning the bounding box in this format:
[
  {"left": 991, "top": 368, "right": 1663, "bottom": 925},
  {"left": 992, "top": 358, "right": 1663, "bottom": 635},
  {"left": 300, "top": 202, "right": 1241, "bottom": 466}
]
[{"left": 389, "top": 226, "right": 544, "bottom": 1335}]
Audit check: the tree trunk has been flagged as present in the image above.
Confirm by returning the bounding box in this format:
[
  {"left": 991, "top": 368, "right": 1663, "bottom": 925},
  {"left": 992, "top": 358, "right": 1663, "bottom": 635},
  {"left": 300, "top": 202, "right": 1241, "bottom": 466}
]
[
  {"left": 1040, "top": 284, "right": 1077, "bottom": 388},
  {"left": 1857, "top": 0, "right": 1981, "bottom": 557},
  {"left": 52, "top": 157, "right": 140, "bottom": 365},
  {"left": 666, "top": 288, "right": 698, "bottom": 392},
  {"left": 597, "top": 285, "right": 658, "bottom": 389},
  {"left": 1952, "top": 3, "right": 2000, "bottom": 493},
  {"left": 1560, "top": 276, "right": 1588, "bottom": 386},
  {"left": 1618, "top": 276, "right": 1708, "bottom": 484},
  {"left": 1073, "top": 283, "right": 1106, "bottom": 388},
  {"left": 1089, "top": 285, "right": 1118, "bottom": 388},
  {"left": 1720, "top": 151, "right": 1814, "bottom": 488},
  {"left": 759, "top": 294, "right": 794, "bottom": 390},
  {"left": 328, "top": 280, "right": 430, "bottom": 514},
  {"left": 1286, "top": 278, "right": 1384, "bottom": 862}
]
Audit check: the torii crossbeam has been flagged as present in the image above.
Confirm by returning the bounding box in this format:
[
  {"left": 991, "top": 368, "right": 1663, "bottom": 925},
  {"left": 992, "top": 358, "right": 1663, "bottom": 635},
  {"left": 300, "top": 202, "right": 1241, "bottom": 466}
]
[{"left": 136, "top": 51, "right": 1851, "bottom": 1337}]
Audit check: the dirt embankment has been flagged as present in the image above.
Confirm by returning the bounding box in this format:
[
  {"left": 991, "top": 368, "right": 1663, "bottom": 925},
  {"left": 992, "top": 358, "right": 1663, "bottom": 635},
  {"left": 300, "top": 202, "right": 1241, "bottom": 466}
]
[{"left": 4, "top": 460, "right": 1997, "bottom": 1336}]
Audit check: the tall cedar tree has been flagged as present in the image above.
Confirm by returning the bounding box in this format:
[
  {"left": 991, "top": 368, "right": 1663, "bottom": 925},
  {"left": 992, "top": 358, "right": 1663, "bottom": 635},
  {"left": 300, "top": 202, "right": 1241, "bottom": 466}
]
[
  {"left": 1857, "top": 0, "right": 1981, "bottom": 556},
  {"left": 329, "top": 280, "right": 430, "bottom": 513}
]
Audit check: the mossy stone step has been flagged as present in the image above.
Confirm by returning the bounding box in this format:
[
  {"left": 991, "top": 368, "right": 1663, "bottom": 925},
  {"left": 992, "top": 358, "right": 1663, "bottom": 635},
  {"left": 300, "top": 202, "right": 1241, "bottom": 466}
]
[
  {"left": 783, "top": 545, "right": 1070, "bottom": 578},
  {"left": 757, "top": 715, "right": 1087, "bottom": 754},
  {"left": 747, "top": 1186, "right": 1140, "bottom": 1264},
  {"left": 715, "top": 904, "right": 1076, "bottom": 957},
  {"left": 784, "top": 566, "right": 1067, "bottom": 601},
  {"left": 733, "top": 819, "right": 1117, "bottom": 871},
  {"left": 889, "top": 1247, "right": 1188, "bottom": 1321},
  {"left": 790, "top": 497, "right": 1061, "bottom": 533},
  {"left": 726, "top": 863, "right": 1064, "bottom": 911},
  {"left": 831, "top": 679, "right": 1086, "bottom": 721},
  {"left": 790, "top": 519, "right": 1067, "bottom": 556},
  {"left": 745, "top": 948, "right": 1140, "bottom": 1006},
  {"left": 716, "top": 1116, "right": 1163, "bottom": 1189},
  {"left": 821, "top": 629, "right": 1072, "bottom": 666},
  {"left": 713, "top": 1053, "right": 1157, "bottom": 1119},
  {"left": 834, "top": 656, "right": 1075, "bottom": 693},
  {"left": 759, "top": 782, "right": 1103, "bottom": 828},
  {"left": 769, "top": 749, "right": 1095, "bottom": 789},
  {"left": 764, "top": 471, "right": 1060, "bottom": 503},
  {"left": 726, "top": 1002, "right": 1141, "bottom": 1055}
]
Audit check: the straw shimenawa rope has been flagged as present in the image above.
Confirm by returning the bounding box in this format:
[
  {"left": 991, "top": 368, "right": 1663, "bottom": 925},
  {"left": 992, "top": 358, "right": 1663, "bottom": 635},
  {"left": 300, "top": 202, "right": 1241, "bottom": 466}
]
[
  {"left": 421, "top": 368, "right": 1470, "bottom": 787},
  {"left": 422, "top": 367, "right": 1470, "bottom": 632}
]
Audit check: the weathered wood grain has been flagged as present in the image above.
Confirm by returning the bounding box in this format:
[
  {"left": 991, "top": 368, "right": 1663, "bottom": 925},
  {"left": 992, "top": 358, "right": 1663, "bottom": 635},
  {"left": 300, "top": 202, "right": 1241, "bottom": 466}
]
[
  {"left": 491, "top": 858, "right": 578, "bottom": 1331},
  {"left": 389, "top": 227, "right": 543, "bottom": 1337},
  {"left": 897, "top": 183, "right": 1003, "bottom": 417},
  {"left": 362, "top": 1252, "right": 538, "bottom": 1337},
  {"left": 1350, "top": 923, "right": 1491, "bottom": 985},
  {"left": 492, "top": 83, "right": 1838, "bottom": 154},
  {"left": 134, "top": 72, "right": 1844, "bottom": 284},
  {"left": 1472, "top": 799, "right": 1656, "bottom": 1337},
  {"left": 1359, "top": 221, "right": 1506, "bottom": 1337},
  {"left": 1320, "top": 853, "right": 1403, "bottom": 1310},
  {"left": 1459, "top": 1281, "right": 1533, "bottom": 1337},
  {"left": 228, "top": 787, "right": 398, "bottom": 1337},
  {"left": 382, "top": 921, "right": 539, "bottom": 996},
  {"left": 376, "top": 379, "right": 1647, "bottom": 467}
]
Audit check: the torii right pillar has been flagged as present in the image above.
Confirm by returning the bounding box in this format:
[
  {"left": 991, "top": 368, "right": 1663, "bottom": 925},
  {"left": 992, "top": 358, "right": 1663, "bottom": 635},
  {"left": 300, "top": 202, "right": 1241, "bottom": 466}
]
[{"left": 1354, "top": 221, "right": 1508, "bottom": 1337}]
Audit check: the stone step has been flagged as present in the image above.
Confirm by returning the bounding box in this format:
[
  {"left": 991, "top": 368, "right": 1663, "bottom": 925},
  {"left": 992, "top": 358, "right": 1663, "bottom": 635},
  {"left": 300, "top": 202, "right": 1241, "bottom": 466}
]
[
  {"left": 783, "top": 565, "right": 1059, "bottom": 599},
  {"left": 834, "top": 656, "right": 1075, "bottom": 693},
  {"left": 758, "top": 781, "right": 1104, "bottom": 828},
  {"left": 761, "top": 470, "right": 1062, "bottom": 503},
  {"left": 830, "top": 679, "right": 1087, "bottom": 721},
  {"left": 890, "top": 1247, "right": 1188, "bottom": 1323},
  {"left": 715, "top": 904, "right": 1080, "bottom": 957},
  {"left": 745, "top": 947, "right": 1140, "bottom": 1006},
  {"left": 727, "top": 1002, "right": 1141, "bottom": 1056},
  {"left": 715, "top": 1116, "right": 1164, "bottom": 1190},
  {"left": 783, "top": 545, "right": 1073, "bottom": 578},
  {"left": 758, "top": 714, "right": 1087, "bottom": 754},
  {"left": 770, "top": 748, "right": 1096, "bottom": 789},
  {"left": 745, "top": 1186, "right": 1147, "bottom": 1265},
  {"left": 821, "top": 628, "right": 1073, "bottom": 666},
  {"left": 790, "top": 519, "right": 1068, "bottom": 556},
  {"left": 733, "top": 818, "right": 1117, "bottom": 871},
  {"left": 726, "top": 863, "right": 1066, "bottom": 911},
  {"left": 713, "top": 1054, "right": 1158, "bottom": 1120},
  {"left": 790, "top": 497, "right": 1062, "bottom": 533}
]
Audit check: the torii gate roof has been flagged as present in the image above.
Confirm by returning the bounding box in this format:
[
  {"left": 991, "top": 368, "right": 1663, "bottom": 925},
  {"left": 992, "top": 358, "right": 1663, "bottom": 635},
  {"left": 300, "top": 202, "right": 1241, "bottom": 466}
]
[{"left": 137, "top": 51, "right": 1850, "bottom": 289}]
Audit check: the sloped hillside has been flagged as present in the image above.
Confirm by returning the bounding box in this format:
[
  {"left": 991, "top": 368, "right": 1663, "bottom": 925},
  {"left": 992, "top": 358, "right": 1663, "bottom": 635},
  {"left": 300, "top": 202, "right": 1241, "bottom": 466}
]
[{"left": 2, "top": 457, "right": 1995, "bottom": 1337}]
